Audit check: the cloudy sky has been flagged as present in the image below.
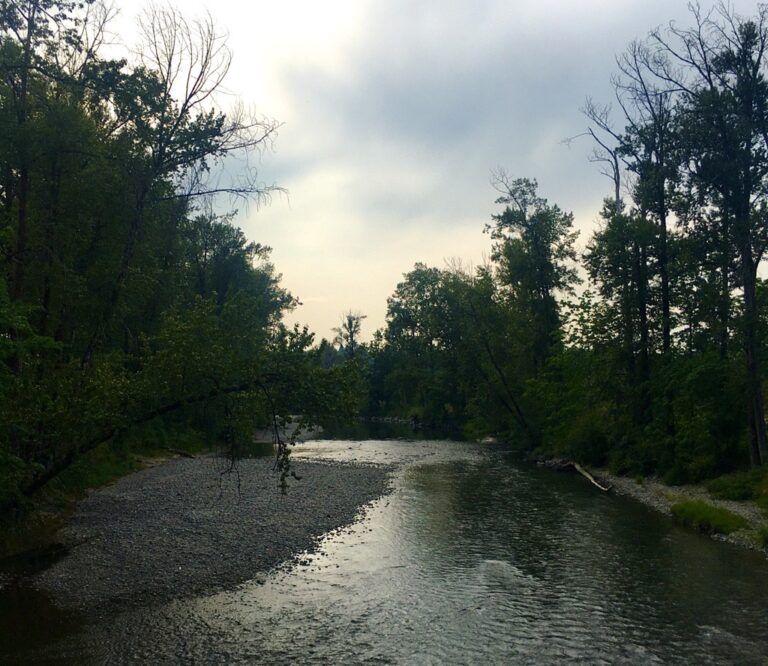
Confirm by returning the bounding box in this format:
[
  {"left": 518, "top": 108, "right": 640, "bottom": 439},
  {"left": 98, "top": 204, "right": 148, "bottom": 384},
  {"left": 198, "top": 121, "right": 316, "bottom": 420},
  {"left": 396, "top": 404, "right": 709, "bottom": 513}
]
[{"left": 116, "top": 0, "right": 756, "bottom": 341}]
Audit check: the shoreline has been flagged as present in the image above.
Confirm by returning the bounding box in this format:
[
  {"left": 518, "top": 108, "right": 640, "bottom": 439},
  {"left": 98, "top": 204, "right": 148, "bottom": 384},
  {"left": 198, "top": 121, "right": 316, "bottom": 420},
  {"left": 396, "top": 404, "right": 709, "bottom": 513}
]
[
  {"left": 10, "top": 444, "right": 768, "bottom": 615},
  {"left": 601, "top": 469, "right": 768, "bottom": 554},
  {"left": 537, "top": 457, "right": 768, "bottom": 556},
  {"left": 31, "top": 456, "right": 393, "bottom": 615}
]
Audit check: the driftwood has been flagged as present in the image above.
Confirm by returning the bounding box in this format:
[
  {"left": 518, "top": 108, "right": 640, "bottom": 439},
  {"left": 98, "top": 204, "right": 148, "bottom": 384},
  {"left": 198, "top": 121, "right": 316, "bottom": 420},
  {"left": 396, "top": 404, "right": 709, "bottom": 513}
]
[
  {"left": 572, "top": 462, "right": 612, "bottom": 492},
  {"left": 537, "top": 457, "right": 613, "bottom": 492}
]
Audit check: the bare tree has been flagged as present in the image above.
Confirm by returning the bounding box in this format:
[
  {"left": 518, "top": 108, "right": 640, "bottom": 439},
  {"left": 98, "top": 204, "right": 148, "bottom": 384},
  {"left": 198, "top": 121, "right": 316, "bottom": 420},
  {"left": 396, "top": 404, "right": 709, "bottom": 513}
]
[
  {"left": 83, "top": 4, "right": 282, "bottom": 363},
  {"left": 566, "top": 100, "right": 628, "bottom": 210}
]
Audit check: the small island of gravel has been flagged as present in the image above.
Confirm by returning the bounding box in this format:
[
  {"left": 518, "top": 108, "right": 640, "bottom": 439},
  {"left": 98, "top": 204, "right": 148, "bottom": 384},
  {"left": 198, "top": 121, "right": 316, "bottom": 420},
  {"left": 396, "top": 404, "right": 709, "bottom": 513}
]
[{"left": 35, "top": 456, "right": 392, "bottom": 614}]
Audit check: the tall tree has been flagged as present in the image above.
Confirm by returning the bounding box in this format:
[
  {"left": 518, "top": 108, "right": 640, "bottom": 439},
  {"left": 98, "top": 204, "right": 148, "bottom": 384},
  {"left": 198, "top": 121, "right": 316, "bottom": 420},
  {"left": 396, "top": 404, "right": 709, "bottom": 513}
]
[
  {"left": 646, "top": 4, "right": 768, "bottom": 465},
  {"left": 487, "top": 171, "right": 579, "bottom": 366}
]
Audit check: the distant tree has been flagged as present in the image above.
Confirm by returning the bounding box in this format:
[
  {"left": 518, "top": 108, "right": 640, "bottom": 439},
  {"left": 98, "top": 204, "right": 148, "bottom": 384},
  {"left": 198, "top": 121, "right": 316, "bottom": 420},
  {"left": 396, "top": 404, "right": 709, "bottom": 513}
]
[{"left": 332, "top": 310, "right": 367, "bottom": 358}]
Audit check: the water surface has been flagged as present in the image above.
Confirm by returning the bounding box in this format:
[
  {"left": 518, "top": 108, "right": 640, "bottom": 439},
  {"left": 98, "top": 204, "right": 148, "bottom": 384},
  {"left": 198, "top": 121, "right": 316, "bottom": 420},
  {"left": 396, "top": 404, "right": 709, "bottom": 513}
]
[{"left": 5, "top": 439, "right": 768, "bottom": 664}]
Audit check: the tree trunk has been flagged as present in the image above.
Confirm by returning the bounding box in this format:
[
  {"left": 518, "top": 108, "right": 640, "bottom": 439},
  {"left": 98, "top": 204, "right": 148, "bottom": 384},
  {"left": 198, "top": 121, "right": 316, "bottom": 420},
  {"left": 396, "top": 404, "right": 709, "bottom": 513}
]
[
  {"left": 633, "top": 239, "right": 650, "bottom": 381},
  {"left": 719, "top": 252, "right": 730, "bottom": 360},
  {"left": 82, "top": 186, "right": 148, "bottom": 365},
  {"left": 40, "top": 159, "right": 62, "bottom": 338},
  {"left": 11, "top": 3, "right": 38, "bottom": 302},
  {"left": 620, "top": 251, "right": 636, "bottom": 380},
  {"left": 741, "top": 245, "right": 767, "bottom": 466},
  {"left": 658, "top": 204, "right": 672, "bottom": 354}
]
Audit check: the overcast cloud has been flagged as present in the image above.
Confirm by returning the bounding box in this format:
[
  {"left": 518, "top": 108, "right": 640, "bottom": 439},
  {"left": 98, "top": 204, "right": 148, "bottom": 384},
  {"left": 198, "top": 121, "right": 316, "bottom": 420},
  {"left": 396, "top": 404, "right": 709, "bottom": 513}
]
[{"left": 115, "top": 0, "right": 759, "bottom": 340}]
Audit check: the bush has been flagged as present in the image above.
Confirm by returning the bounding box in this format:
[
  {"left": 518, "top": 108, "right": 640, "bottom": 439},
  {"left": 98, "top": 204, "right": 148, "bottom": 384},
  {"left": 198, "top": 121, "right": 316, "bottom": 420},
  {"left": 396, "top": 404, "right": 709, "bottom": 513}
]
[
  {"left": 53, "top": 441, "right": 139, "bottom": 496},
  {"left": 671, "top": 500, "right": 748, "bottom": 535},
  {"left": 756, "top": 526, "right": 768, "bottom": 549},
  {"left": 706, "top": 468, "right": 768, "bottom": 502}
]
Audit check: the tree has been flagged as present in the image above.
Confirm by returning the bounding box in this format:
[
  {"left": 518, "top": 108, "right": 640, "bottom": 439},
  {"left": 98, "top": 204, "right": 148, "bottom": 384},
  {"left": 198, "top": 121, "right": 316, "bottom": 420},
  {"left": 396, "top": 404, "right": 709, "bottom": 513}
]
[
  {"left": 0, "top": 2, "right": 349, "bottom": 507},
  {"left": 79, "top": 5, "right": 281, "bottom": 363},
  {"left": 643, "top": 4, "right": 768, "bottom": 465},
  {"left": 614, "top": 41, "right": 678, "bottom": 354},
  {"left": 332, "top": 310, "right": 367, "bottom": 358},
  {"left": 487, "top": 171, "right": 579, "bottom": 366},
  {"left": 584, "top": 200, "right": 657, "bottom": 430}
]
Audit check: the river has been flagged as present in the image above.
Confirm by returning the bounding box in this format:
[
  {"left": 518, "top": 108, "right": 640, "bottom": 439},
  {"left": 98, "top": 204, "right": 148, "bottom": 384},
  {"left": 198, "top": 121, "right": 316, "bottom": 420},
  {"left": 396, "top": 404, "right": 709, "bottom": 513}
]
[{"left": 3, "top": 439, "right": 768, "bottom": 664}]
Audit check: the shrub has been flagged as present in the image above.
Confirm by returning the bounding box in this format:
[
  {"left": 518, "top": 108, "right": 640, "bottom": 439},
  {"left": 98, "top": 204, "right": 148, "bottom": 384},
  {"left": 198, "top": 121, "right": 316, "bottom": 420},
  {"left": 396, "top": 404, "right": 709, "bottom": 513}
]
[
  {"left": 52, "top": 440, "right": 138, "bottom": 496},
  {"left": 756, "top": 526, "right": 768, "bottom": 549},
  {"left": 671, "top": 500, "right": 749, "bottom": 535},
  {"left": 706, "top": 468, "right": 768, "bottom": 501}
]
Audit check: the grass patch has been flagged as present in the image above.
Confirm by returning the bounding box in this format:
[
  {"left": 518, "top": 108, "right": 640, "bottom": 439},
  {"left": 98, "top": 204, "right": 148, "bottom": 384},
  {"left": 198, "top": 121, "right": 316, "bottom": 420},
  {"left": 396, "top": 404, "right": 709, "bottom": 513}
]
[
  {"left": 756, "top": 526, "right": 768, "bottom": 549},
  {"left": 671, "top": 500, "right": 749, "bottom": 535}
]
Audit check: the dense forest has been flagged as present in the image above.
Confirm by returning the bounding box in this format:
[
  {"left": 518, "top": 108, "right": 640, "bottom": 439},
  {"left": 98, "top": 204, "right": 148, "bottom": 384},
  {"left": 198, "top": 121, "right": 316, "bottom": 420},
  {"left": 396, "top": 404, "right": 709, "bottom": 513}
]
[
  {"left": 364, "top": 4, "right": 768, "bottom": 486},
  {"left": 5, "top": 1, "right": 768, "bottom": 513},
  {"left": 0, "top": 0, "right": 364, "bottom": 509}
]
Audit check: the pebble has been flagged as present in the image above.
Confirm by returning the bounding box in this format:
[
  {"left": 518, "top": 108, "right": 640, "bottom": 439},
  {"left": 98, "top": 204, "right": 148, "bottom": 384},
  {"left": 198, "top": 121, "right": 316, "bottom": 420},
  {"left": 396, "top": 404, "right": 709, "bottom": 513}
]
[{"left": 34, "top": 457, "right": 392, "bottom": 614}]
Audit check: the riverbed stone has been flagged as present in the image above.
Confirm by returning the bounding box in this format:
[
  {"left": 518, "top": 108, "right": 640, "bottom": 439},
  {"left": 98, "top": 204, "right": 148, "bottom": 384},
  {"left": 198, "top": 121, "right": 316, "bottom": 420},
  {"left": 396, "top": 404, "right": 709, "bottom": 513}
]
[{"left": 35, "top": 456, "right": 392, "bottom": 614}]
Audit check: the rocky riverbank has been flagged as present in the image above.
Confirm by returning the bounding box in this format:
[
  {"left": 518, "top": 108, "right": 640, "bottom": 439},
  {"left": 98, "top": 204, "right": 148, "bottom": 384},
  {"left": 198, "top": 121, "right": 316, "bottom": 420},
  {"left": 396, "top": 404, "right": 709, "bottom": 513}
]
[{"left": 34, "top": 456, "right": 393, "bottom": 615}]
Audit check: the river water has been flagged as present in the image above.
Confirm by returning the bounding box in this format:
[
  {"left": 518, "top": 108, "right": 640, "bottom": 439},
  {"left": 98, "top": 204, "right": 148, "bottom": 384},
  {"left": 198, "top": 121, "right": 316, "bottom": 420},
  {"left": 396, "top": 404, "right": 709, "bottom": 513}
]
[{"left": 5, "top": 439, "right": 768, "bottom": 664}]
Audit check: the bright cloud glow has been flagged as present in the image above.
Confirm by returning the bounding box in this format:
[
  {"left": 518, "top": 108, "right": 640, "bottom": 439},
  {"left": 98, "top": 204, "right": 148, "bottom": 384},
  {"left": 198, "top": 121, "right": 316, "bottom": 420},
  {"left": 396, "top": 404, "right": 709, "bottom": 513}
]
[{"left": 112, "top": 0, "right": 758, "bottom": 340}]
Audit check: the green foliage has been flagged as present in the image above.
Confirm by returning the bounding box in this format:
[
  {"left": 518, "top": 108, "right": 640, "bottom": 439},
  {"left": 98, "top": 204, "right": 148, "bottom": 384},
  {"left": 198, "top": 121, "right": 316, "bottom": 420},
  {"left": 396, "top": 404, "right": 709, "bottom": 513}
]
[
  {"left": 367, "top": 6, "right": 768, "bottom": 486},
  {"left": 670, "top": 500, "right": 749, "bottom": 535},
  {"left": 52, "top": 441, "right": 140, "bottom": 498},
  {"left": 0, "top": 2, "right": 359, "bottom": 509},
  {"left": 707, "top": 469, "right": 768, "bottom": 503},
  {"left": 0, "top": 446, "right": 36, "bottom": 510},
  {"left": 487, "top": 173, "right": 579, "bottom": 365}
]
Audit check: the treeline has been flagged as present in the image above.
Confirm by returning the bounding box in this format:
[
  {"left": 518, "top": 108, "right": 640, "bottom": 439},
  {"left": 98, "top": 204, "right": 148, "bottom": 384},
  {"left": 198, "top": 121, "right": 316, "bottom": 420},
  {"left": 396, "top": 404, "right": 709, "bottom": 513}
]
[
  {"left": 366, "top": 4, "right": 768, "bottom": 483},
  {"left": 0, "top": 1, "right": 360, "bottom": 508}
]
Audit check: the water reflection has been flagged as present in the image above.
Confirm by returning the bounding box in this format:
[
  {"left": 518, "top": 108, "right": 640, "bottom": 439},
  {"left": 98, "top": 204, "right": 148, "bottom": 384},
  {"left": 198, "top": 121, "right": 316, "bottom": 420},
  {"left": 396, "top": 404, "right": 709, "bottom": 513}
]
[{"left": 0, "top": 582, "right": 83, "bottom": 665}]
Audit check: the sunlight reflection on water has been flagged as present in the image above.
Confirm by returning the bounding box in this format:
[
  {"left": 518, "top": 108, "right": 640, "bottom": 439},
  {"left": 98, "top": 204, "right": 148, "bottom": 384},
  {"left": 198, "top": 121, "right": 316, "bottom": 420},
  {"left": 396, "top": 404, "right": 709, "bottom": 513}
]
[{"left": 95, "top": 440, "right": 768, "bottom": 664}]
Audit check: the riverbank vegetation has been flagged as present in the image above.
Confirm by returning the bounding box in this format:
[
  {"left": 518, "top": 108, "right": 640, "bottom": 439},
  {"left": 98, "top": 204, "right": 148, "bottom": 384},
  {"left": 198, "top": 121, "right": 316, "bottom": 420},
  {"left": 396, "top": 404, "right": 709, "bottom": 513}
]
[
  {"left": 0, "top": 1, "right": 364, "bottom": 517},
  {"left": 365, "top": 4, "right": 768, "bottom": 497},
  {"left": 670, "top": 500, "right": 749, "bottom": 536}
]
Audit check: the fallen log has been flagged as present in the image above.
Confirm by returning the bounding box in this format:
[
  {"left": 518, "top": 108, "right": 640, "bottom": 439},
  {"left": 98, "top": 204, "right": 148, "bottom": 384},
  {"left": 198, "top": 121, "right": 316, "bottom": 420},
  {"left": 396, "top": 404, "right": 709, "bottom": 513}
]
[
  {"left": 536, "top": 457, "right": 612, "bottom": 492},
  {"left": 573, "top": 462, "right": 612, "bottom": 492}
]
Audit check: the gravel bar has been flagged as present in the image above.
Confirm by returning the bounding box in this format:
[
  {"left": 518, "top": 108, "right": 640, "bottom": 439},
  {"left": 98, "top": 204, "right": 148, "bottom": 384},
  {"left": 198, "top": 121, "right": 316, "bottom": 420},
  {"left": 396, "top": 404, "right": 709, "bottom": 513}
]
[{"left": 35, "top": 456, "right": 392, "bottom": 614}]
